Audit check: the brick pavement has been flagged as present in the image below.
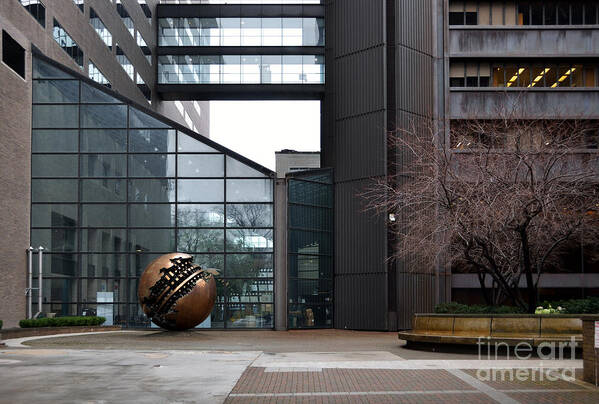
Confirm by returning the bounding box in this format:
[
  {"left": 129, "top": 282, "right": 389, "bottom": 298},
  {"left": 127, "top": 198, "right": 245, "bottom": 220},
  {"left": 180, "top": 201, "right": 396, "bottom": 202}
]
[{"left": 225, "top": 366, "right": 599, "bottom": 404}]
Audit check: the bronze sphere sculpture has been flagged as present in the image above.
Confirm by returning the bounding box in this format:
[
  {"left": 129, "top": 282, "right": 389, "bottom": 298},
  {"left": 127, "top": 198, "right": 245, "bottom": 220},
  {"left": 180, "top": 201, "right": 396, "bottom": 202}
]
[{"left": 138, "top": 253, "right": 217, "bottom": 331}]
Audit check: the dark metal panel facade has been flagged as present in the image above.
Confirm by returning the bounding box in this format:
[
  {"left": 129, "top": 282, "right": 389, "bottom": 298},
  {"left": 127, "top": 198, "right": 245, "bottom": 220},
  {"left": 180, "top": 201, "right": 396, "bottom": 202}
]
[
  {"left": 393, "top": 0, "right": 440, "bottom": 330},
  {"left": 322, "top": 0, "right": 389, "bottom": 330}
]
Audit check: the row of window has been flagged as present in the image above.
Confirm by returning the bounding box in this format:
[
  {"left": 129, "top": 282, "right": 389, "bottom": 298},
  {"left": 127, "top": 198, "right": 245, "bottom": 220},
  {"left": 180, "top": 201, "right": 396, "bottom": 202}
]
[
  {"left": 450, "top": 62, "right": 598, "bottom": 88},
  {"left": 449, "top": 1, "right": 599, "bottom": 26},
  {"left": 29, "top": 253, "right": 273, "bottom": 278},
  {"left": 158, "top": 17, "right": 325, "bottom": 47},
  {"left": 450, "top": 120, "right": 599, "bottom": 149},
  {"left": 158, "top": 54, "right": 325, "bottom": 85},
  {"left": 31, "top": 203, "right": 273, "bottom": 228}
]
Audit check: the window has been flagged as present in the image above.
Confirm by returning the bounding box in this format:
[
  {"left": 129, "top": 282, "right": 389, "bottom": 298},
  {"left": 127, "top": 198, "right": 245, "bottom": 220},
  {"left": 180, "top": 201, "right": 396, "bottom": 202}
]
[
  {"left": 116, "top": 47, "right": 134, "bottom": 80},
  {"left": 89, "top": 61, "right": 111, "bottom": 88},
  {"left": 2, "top": 31, "right": 25, "bottom": 79},
  {"left": 90, "top": 8, "right": 113, "bottom": 49},
  {"left": 117, "top": 3, "right": 135, "bottom": 38},
  {"left": 450, "top": 1, "right": 599, "bottom": 26},
  {"left": 19, "top": 0, "right": 45, "bottom": 28},
  {"left": 450, "top": 61, "right": 599, "bottom": 88},
  {"left": 31, "top": 55, "right": 274, "bottom": 327},
  {"left": 73, "top": 0, "right": 84, "bottom": 12},
  {"left": 53, "top": 19, "right": 84, "bottom": 69},
  {"left": 139, "top": 1, "right": 152, "bottom": 25}
]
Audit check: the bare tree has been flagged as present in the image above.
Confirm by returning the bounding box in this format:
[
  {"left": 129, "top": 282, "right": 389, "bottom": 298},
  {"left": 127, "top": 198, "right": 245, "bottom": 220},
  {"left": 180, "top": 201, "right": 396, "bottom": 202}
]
[{"left": 363, "top": 114, "right": 599, "bottom": 312}]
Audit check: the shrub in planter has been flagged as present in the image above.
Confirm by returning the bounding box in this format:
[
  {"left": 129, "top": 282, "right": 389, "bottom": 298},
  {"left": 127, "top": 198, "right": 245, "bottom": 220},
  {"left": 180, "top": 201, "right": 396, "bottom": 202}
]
[
  {"left": 434, "top": 302, "right": 523, "bottom": 314},
  {"left": 19, "top": 316, "right": 106, "bottom": 328},
  {"left": 0, "top": 319, "right": 3, "bottom": 329}
]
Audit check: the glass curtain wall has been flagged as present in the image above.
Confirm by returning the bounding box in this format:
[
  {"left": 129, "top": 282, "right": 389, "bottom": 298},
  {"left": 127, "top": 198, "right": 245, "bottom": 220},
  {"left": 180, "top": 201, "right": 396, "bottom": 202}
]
[
  {"left": 287, "top": 170, "right": 333, "bottom": 328},
  {"left": 159, "top": 17, "right": 324, "bottom": 47},
  {"left": 158, "top": 54, "right": 325, "bottom": 84},
  {"left": 30, "top": 56, "right": 274, "bottom": 328}
]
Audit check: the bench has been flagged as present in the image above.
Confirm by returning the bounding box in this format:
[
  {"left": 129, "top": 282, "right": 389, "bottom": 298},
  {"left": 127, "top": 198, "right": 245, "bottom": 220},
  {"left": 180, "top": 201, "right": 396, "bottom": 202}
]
[{"left": 398, "top": 314, "right": 582, "bottom": 347}]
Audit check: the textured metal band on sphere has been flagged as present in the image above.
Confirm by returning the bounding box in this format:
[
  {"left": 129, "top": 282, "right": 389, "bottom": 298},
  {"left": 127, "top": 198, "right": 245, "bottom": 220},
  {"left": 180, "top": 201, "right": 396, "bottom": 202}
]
[{"left": 138, "top": 253, "right": 217, "bottom": 331}]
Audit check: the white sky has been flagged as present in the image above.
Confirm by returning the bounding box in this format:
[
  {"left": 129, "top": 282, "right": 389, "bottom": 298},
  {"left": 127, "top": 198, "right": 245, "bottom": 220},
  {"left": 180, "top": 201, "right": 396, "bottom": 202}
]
[{"left": 209, "top": 101, "right": 321, "bottom": 170}]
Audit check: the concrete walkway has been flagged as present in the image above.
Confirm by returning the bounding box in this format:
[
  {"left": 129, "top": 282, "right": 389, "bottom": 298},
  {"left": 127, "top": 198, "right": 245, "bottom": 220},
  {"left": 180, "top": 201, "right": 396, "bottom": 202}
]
[{"left": 0, "top": 330, "right": 597, "bottom": 403}]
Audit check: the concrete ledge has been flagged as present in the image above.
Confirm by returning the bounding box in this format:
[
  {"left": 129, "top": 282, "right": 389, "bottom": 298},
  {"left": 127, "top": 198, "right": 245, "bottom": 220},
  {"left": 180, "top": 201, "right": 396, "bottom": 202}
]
[
  {"left": 400, "top": 314, "right": 583, "bottom": 347},
  {"left": 0, "top": 325, "right": 122, "bottom": 340}
]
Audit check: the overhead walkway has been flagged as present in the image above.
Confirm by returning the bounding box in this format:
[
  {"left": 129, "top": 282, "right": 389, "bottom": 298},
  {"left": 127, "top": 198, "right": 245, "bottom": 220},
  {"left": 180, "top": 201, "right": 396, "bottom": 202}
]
[{"left": 156, "top": 3, "right": 325, "bottom": 100}]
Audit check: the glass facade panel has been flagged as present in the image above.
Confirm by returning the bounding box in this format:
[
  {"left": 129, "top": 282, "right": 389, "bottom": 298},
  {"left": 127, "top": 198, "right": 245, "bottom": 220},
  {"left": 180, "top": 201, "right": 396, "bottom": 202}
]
[
  {"left": 178, "top": 132, "right": 218, "bottom": 153},
  {"left": 30, "top": 56, "right": 274, "bottom": 328},
  {"left": 32, "top": 79, "right": 79, "bottom": 103},
  {"left": 32, "top": 179, "right": 78, "bottom": 202},
  {"left": 287, "top": 170, "right": 333, "bottom": 329},
  {"left": 226, "top": 204, "right": 273, "bottom": 228},
  {"left": 82, "top": 228, "right": 127, "bottom": 252},
  {"left": 130, "top": 129, "right": 176, "bottom": 153},
  {"left": 178, "top": 154, "right": 224, "bottom": 177},
  {"left": 129, "top": 154, "right": 176, "bottom": 177},
  {"left": 178, "top": 179, "right": 224, "bottom": 202},
  {"left": 32, "top": 129, "right": 78, "bottom": 152},
  {"left": 177, "top": 229, "right": 225, "bottom": 252},
  {"left": 226, "top": 179, "right": 273, "bottom": 202},
  {"left": 226, "top": 254, "right": 273, "bottom": 278},
  {"left": 177, "top": 204, "right": 224, "bottom": 227},
  {"left": 129, "top": 204, "right": 176, "bottom": 227},
  {"left": 81, "top": 204, "right": 126, "bottom": 227},
  {"left": 32, "top": 105, "right": 78, "bottom": 128},
  {"left": 81, "top": 129, "right": 127, "bottom": 152},
  {"left": 129, "top": 179, "right": 176, "bottom": 202},
  {"left": 81, "top": 179, "right": 126, "bottom": 202},
  {"left": 226, "top": 304, "right": 273, "bottom": 328},
  {"left": 226, "top": 229, "right": 273, "bottom": 252},
  {"left": 32, "top": 154, "right": 77, "bottom": 177},
  {"left": 81, "top": 154, "right": 126, "bottom": 177},
  {"left": 31, "top": 204, "right": 78, "bottom": 228},
  {"left": 158, "top": 54, "right": 324, "bottom": 85}
]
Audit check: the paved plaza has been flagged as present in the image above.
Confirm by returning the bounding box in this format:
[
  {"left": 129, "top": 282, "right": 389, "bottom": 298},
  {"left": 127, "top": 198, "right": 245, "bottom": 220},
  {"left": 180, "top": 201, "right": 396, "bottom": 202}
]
[{"left": 0, "top": 330, "right": 598, "bottom": 403}]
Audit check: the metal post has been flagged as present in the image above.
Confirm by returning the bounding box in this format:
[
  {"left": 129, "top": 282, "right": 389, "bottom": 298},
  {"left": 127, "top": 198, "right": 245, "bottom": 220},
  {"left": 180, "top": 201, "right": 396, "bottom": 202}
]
[
  {"left": 27, "top": 247, "right": 34, "bottom": 319},
  {"left": 38, "top": 246, "right": 44, "bottom": 316}
]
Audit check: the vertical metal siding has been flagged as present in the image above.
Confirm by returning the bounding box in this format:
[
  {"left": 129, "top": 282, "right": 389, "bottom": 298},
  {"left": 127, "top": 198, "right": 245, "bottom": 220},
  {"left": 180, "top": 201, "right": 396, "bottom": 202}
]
[{"left": 323, "top": 0, "right": 390, "bottom": 330}]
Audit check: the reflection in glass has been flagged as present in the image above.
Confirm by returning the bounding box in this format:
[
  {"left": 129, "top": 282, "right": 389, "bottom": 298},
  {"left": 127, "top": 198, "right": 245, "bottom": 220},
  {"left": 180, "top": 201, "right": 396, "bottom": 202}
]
[
  {"left": 81, "top": 129, "right": 127, "bottom": 152},
  {"left": 129, "top": 229, "right": 175, "bottom": 252},
  {"left": 178, "top": 154, "right": 224, "bottom": 177},
  {"left": 32, "top": 155, "right": 77, "bottom": 177},
  {"left": 226, "top": 156, "right": 267, "bottom": 177},
  {"left": 129, "top": 179, "right": 176, "bottom": 202},
  {"left": 81, "top": 105, "right": 127, "bottom": 128},
  {"left": 32, "top": 130, "right": 78, "bottom": 152},
  {"left": 226, "top": 204, "right": 273, "bottom": 227},
  {"left": 130, "top": 107, "right": 171, "bottom": 128},
  {"left": 31, "top": 228, "right": 77, "bottom": 252},
  {"left": 130, "top": 129, "right": 176, "bottom": 153},
  {"left": 32, "top": 105, "right": 78, "bottom": 128},
  {"left": 226, "top": 179, "right": 273, "bottom": 202},
  {"left": 226, "top": 229, "right": 273, "bottom": 252},
  {"left": 226, "top": 254, "right": 273, "bottom": 278},
  {"left": 177, "top": 179, "right": 224, "bottom": 202},
  {"left": 81, "top": 154, "right": 126, "bottom": 177},
  {"left": 31, "top": 204, "right": 77, "bottom": 227},
  {"left": 178, "top": 132, "right": 217, "bottom": 152},
  {"left": 81, "top": 179, "right": 126, "bottom": 202},
  {"left": 81, "top": 204, "right": 126, "bottom": 227},
  {"left": 80, "top": 255, "right": 126, "bottom": 278},
  {"left": 82, "top": 228, "right": 127, "bottom": 252},
  {"left": 129, "top": 154, "right": 176, "bottom": 177},
  {"left": 227, "top": 279, "right": 273, "bottom": 303},
  {"left": 32, "top": 179, "right": 78, "bottom": 202},
  {"left": 177, "top": 229, "right": 224, "bottom": 252},
  {"left": 129, "top": 204, "right": 176, "bottom": 227},
  {"left": 32, "top": 80, "right": 79, "bottom": 103},
  {"left": 226, "top": 304, "right": 273, "bottom": 328},
  {"left": 177, "top": 204, "right": 224, "bottom": 227}
]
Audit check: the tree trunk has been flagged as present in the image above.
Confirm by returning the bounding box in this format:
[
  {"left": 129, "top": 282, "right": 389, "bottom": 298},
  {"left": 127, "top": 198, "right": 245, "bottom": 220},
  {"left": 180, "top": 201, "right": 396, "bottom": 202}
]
[{"left": 520, "top": 228, "right": 538, "bottom": 313}]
